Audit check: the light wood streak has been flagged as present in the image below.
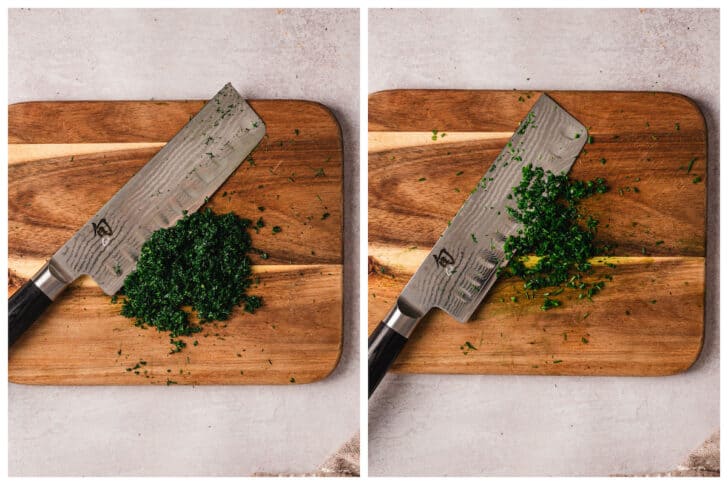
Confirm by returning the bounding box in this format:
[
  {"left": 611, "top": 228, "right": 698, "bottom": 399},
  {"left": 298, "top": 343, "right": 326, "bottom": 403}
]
[
  {"left": 9, "top": 143, "right": 166, "bottom": 164},
  {"left": 368, "top": 131, "right": 512, "bottom": 152}
]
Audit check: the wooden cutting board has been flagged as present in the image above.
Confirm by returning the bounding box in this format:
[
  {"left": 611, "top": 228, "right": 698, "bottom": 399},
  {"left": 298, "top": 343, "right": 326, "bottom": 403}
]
[
  {"left": 369, "top": 90, "right": 706, "bottom": 376},
  {"left": 9, "top": 99, "right": 343, "bottom": 385}
]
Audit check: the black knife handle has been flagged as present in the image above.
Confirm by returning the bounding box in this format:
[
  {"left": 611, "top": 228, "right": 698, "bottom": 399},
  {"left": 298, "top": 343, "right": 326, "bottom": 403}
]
[
  {"left": 9, "top": 279, "right": 52, "bottom": 347},
  {"left": 368, "top": 321, "right": 409, "bottom": 398}
]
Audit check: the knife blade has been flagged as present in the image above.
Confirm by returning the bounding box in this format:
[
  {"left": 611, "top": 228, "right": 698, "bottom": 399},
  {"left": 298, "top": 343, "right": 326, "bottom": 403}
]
[
  {"left": 368, "top": 94, "right": 587, "bottom": 396},
  {"left": 9, "top": 83, "right": 266, "bottom": 347}
]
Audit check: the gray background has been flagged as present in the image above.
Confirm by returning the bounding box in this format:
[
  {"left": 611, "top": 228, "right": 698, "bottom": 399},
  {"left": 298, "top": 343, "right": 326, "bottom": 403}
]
[
  {"left": 369, "top": 8, "right": 719, "bottom": 476},
  {"left": 9, "top": 8, "right": 359, "bottom": 476}
]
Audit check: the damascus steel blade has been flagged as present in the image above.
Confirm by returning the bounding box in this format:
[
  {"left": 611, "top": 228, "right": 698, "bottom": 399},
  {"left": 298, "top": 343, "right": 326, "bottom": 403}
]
[
  {"left": 398, "top": 94, "right": 587, "bottom": 323},
  {"left": 48, "top": 83, "right": 265, "bottom": 295}
]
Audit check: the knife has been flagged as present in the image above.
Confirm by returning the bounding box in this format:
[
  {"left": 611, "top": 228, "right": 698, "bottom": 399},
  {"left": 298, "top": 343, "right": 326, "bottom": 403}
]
[
  {"left": 368, "top": 94, "right": 587, "bottom": 397},
  {"left": 8, "top": 83, "right": 266, "bottom": 347}
]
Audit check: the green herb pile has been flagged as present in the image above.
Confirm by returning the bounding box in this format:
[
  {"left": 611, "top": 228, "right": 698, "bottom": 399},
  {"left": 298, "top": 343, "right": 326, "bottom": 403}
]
[
  {"left": 118, "top": 208, "right": 262, "bottom": 339},
  {"left": 501, "top": 163, "right": 609, "bottom": 310}
]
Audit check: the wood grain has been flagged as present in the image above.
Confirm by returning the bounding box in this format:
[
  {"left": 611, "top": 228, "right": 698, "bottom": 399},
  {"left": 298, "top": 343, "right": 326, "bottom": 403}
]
[
  {"left": 368, "top": 90, "right": 707, "bottom": 376},
  {"left": 9, "top": 99, "right": 343, "bottom": 385}
]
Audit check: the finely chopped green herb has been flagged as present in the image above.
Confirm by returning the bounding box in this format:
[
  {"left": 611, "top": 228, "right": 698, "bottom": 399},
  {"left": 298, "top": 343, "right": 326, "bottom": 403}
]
[
  {"left": 459, "top": 341, "right": 478, "bottom": 355},
  {"left": 501, "top": 164, "right": 609, "bottom": 310},
  {"left": 117, "top": 208, "right": 262, "bottom": 339},
  {"left": 169, "top": 338, "right": 186, "bottom": 354}
]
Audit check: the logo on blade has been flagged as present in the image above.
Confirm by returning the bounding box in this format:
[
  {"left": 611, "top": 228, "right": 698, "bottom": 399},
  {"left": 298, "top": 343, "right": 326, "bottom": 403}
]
[
  {"left": 434, "top": 248, "right": 460, "bottom": 277},
  {"left": 92, "top": 219, "right": 113, "bottom": 237},
  {"left": 92, "top": 218, "right": 113, "bottom": 247},
  {"left": 433, "top": 248, "right": 455, "bottom": 267}
]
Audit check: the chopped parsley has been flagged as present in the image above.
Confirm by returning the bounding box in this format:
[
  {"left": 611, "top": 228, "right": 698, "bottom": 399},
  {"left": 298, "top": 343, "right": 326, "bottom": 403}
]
[
  {"left": 540, "top": 298, "right": 561, "bottom": 311},
  {"left": 500, "top": 164, "right": 609, "bottom": 310},
  {"left": 516, "top": 111, "right": 536, "bottom": 135},
  {"left": 117, "top": 208, "right": 262, "bottom": 341},
  {"left": 460, "top": 341, "right": 478, "bottom": 355},
  {"left": 687, "top": 157, "right": 697, "bottom": 173},
  {"left": 169, "top": 338, "right": 186, "bottom": 354}
]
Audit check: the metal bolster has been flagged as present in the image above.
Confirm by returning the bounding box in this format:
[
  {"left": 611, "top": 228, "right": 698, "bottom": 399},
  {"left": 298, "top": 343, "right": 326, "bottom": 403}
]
[
  {"left": 383, "top": 302, "right": 421, "bottom": 339},
  {"left": 32, "top": 261, "right": 70, "bottom": 301}
]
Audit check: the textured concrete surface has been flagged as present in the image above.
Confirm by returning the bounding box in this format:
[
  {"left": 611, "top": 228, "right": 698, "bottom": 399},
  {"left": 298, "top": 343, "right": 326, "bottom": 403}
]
[
  {"left": 369, "top": 8, "right": 719, "bottom": 476},
  {"left": 8, "top": 8, "right": 359, "bottom": 476}
]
